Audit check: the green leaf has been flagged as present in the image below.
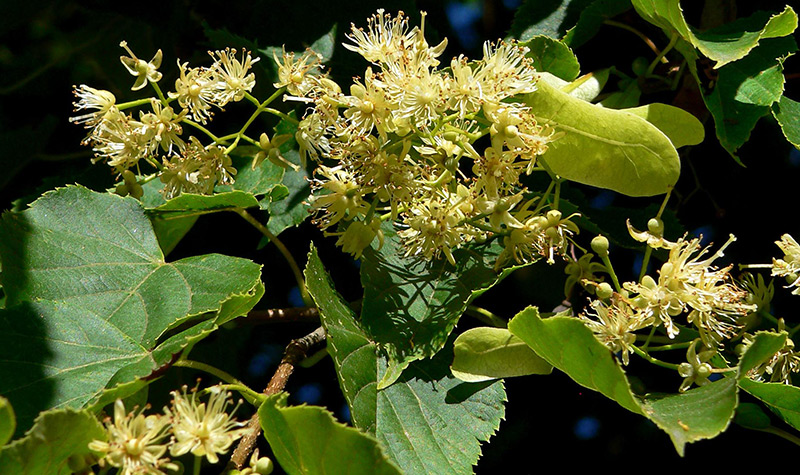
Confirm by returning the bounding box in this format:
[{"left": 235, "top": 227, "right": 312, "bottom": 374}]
[
  {"left": 309, "top": 24, "right": 338, "bottom": 63},
  {"left": 229, "top": 153, "right": 287, "bottom": 198},
  {"left": 258, "top": 393, "right": 401, "bottom": 475},
  {"left": 511, "top": 0, "right": 594, "bottom": 41},
  {"left": 451, "top": 327, "right": 552, "bottom": 382},
  {"left": 739, "top": 379, "right": 800, "bottom": 431},
  {"left": 522, "top": 35, "right": 580, "bottom": 81},
  {"left": 734, "top": 62, "right": 785, "bottom": 106},
  {"left": 527, "top": 78, "right": 680, "bottom": 196},
  {"left": 0, "top": 397, "right": 14, "bottom": 447},
  {"left": 734, "top": 402, "right": 772, "bottom": 430},
  {"left": 598, "top": 79, "right": 641, "bottom": 108},
  {"left": 0, "top": 408, "right": 104, "bottom": 475},
  {"left": 632, "top": 2, "right": 797, "bottom": 68},
  {"left": 0, "top": 186, "right": 263, "bottom": 434},
  {"left": 508, "top": 307, "right": 644, "bottom": 414},
  {"left": 305, "top": 246, "right": 506, "bottom": 474},
  {"left": 147, "top": 191, "right": 259, "bottom": 219},
  {"left": 360, "top": 223, "right": 524, "bottom": 388},
  {"left": 265, "top": 167, "right": 312, "bottom": 237},
  {"left": 561, "top": 69, "right": 610, "bottom": 102},
  {"left": 703, "top": 37, "right": 796, "bottom": 158},
  {"left": 640, "top": 377, "right": 738, "bottom": 456},
  {"left": 773, "top": 95, "right": 800, "bottom": 149},
  {"left": 562, "top": 0, "right": 632, "bottom": 48},
  {"left": 622, "top": 103, "right": 705, "bottom": 148}
]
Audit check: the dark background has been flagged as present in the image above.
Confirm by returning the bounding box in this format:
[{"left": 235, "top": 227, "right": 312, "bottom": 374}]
[{"left": 2, "top": 0, "right": 799, "bottom": 471}]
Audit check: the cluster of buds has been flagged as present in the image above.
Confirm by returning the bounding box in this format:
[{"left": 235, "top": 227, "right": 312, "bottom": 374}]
[
  {"left": 71, "top": 42, "right": 260, "bottom": 198},
  {"left": 279, "top": 10, "right": 568, "bottom": 265},
  {"left": 87, "top": 385, "right": 255, "bottom": 474}
]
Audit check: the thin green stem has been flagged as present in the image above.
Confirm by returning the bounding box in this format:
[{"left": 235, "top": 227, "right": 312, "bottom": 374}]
[
  {"left": 758, "top": 309, "right": 781, "bottom": 327},
  {"left": 466, "top": 305, "right": 507, "bottom": 328},
  {"left": 299, "top": 347, "right": 329, "bottom": 368},
  {"left": 116, "top": 97, "right": 155, "bottom": 110},
  {"left": 644, "top": 341, "right": 692, "bottom": 352},
  {"left": 173, "top": 360, "right": 246, "bottom": 387},
  {"left": 553, "top": 179, "right": 562, "bottom": 209},
  {"left": 640, "top": 325, "right": 658, "bottom": 350},
  {"left": 630, "top": 344, "right": 681, "bottom": 370},
  {"left": 605, "top": 20, "right": 667, "bottom": 60},
  {"left": 150, "top": 81, "right": 168, "bottom": 105},
  {"left": 646, "top": 33, "right": 678, "bottom": 76},
  {"left": 193, "top": 455, "right": 202, "bottom": 475},
  {"left": 263, "top": 107, "right": 299, "bottom": 124},
  {"left": 234, "top": 208, "right": 313, "bottom": 307},
  {"left": 183, "top": 118, "right": 221, "bottom": 142},
  {"left": 599, "top": 253, "right": 622, "bottom": 292},
  {"left": 213, "top": 384, "right": 263, "bottom": 406},
  {"left": 639, "top": 246, "right": 653, "bottom": 283},
  {"left": 758, "top": 425, "right": 800, "bottom": 447}
]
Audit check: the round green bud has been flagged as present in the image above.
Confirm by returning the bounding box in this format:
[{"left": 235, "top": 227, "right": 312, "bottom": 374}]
[
  {"left": 590, "top": 235, "right": 609, "bottom": 256},
  {"left": 647, "top": 217, "right": 664, "bottom": 236},
  {"left": 631, "top": 56, "right": 649, "bottom": 76},
  {"left": 596, "top": 282, "right": 613, "bottom": 299},
  {"left": 678, "top": 362, "right": 693, "bottom": 378},
  {"left": 255, "top": 457, "right": 275, "bottom": 475}
]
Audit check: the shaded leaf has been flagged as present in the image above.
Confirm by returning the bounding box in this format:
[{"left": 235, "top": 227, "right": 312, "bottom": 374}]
[
  {"left": 511, "top": 0, "right": 594, "bottom": 41},
  {"left": 305, "top": 246, "right": 506, "bottom": 474},
  {"left": 264, "top": 167, "right": 312, "bottom": 237},
  {"left": 0, "top": 408, "right": 104, "bottom": 475},
  {"left": 739, "top": 379, "right": 800, "bottom": 431},
  {"left": 147, "top": 191, "right": 259, "bottom": 219},
  {"left": 632, "top": 1, "right": 797, "bottom": 68},
  {"left": 451, "top": 326, "right": 552, "bottom": 382},
  {"left": 563, "top": 0, "right": 632, "bottom": 48},
  {"left": 522, "top": 35, "right": 580, "bottom": 81},
  {"left": 622, "top": 103, "right": 705, "bottom": 148},
  {"left": 360, "top": 223, "right": 524, "bottom": 388},
  {"left": 527, "top": 78, "right": 680, "bottom": 196},
  {"left": 773, "top": 95, "right": 800, "bottom": 149},
  {"left": 0, "top": 186, "right": 263, "bottom": 434},
  {"left": 258, "top": 393, "right": 401, "bottom": 475},
  {"left": 598, "top": 79, "right": 641, "bottom": 108},
  {"left": 734, "top": 402, "right": 772, "bottom": 430}
]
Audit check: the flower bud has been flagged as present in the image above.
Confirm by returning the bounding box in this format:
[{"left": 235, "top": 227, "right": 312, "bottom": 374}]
[
  {"left": 590, "top": 235, "right": 609, "bottom": 256},
  {"left": 647, "top": 217, "right": 664, "bottom": 236},
  {"left": 596, "top": 282, "right": 613, "bottom": 299}
]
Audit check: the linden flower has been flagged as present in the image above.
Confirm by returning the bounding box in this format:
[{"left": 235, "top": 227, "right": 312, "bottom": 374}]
[
  {"left": 165, "top": 385, "right": 247, "bottom": 464},
  {"left": 69, "top": 85, "right": 117, "bottom": 128},
  {"left": 772, "top": 233, "right": 800, "bottom": 294},
  {"left": 119, "top": 41, "right": 163, "bottom": 91},
  {"left": 170, "top": 60, "right": 218, "bottom": 124},
  {"left": 344, "top": 9, "right": 416, "bottom": 64},
  {"left": 209, "top": 48, "right": 260, "bottom": 104},
  {"left": 580, "top": 295, "right": 654, "bottom": 365},
  {"left": 89, "top": 400, "right": 174, "bottom": 475}
]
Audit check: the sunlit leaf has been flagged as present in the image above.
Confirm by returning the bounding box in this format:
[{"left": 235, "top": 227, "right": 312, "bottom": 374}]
[
  {"left": 773, "top": 95, "right": 800, "bottom": 149},
  {"left": 527, "top": 78, "right": 680, "bottom": 196},
  {"left": 0, "top": 396, "right": 14, "bottom": 447},
  {"left": 0, "top": 408, "right": 104, "bottom": 475},
  {"left": 522, "top": 35, "right": 580, "bottom": 81},
  {"left": 631, "top": 1, "right": 797, "bottom": 68},
  {"left": 622, "top": 103, "right": 705, "bottom": 148},
  {"left": 451, "top": 327, "right": 552, "bottom": 382},
  {"left": 258, "top": 393, "right": 401, "bottom": 475}
]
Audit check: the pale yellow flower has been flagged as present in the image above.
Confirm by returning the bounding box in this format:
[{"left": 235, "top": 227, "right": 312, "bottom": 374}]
[
  {"left": 170, "top": 60, "right": 218, "bottom": 124},
  {"left": 165, "top": 385, "right": 247, "bottom": 465},
  {"left": 89, "top": 400, "right": 175, "bottom": 475},
  {"left": 119, "top": 41, "right": 163, "bottom": 91},
  {"left": 772, "top": 234, "right": 800, "bottom": 294},
  {"left": 580, "top": 295, "right": 654, "bottom": 365},
  {"left": 69, "top": 85, "right": 117, "bottom": 128},
  {"left": 209, "top": 48, "right": 259, "bottom": 104}
]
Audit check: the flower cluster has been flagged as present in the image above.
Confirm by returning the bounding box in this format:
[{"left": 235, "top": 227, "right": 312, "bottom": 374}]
[
  {"left": 89, "top": 385, "right": 248, "bottom": 474},
  {"left": 283, "top": 10, "right": 566, "bottom": 265},
  {"left": 578, "top": 222, "right": 757, "bottom": 391},
  {"left": 71, "top": 42, "right": 260, "bottom": 198}
]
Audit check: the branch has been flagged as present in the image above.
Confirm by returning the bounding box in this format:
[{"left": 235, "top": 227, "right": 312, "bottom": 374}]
[
  {"left": 241, "top": 306, "right": 319, "bottom": 324},
  {"left": 229, "top": 326, "right": 327, "bottom": 469}
]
